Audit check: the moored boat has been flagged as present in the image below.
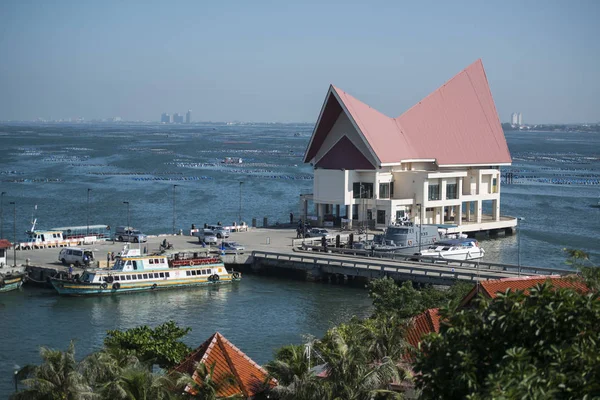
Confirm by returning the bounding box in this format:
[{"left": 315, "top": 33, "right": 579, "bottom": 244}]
[
  {"left": 50, "top": 247, "right": 241, "bottom": 296},
  {"left": 0, "top": 272, "right": 27, "bottom": 293},
  {"left": 418, "top": 238, "right": 485, "bottom": 261}
]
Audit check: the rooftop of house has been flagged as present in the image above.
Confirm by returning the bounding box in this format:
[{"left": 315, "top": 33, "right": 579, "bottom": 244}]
[
  {"left": 172, "top": 332, "right": 276, "bottom": 398},
  {"left": 305, "top": 59, "right": 512, "bottom": 168},
  {"left": 0, "top": 239, "right": 12, "bottom": 249}
]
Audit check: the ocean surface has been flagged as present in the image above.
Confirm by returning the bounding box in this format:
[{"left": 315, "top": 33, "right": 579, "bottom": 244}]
[{"left": 0, "top": 123, "right": 599, "bottom": 396}]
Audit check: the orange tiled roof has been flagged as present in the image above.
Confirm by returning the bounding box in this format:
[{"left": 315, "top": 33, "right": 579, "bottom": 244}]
[
  {"left": 0, "top": 239, "right": 12, "bottom": 249},
  {"left": 405, "top": 308, "right": 440, "bottom": 349},
  {"left": 460, "top": 274, "right": 589, "bottom": 307},
  {"left": 173, "top": 332, "right": 277, "bottom": 398}
]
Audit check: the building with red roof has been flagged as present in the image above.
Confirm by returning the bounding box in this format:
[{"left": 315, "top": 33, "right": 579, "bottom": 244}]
[
  {"left": 173, "top": 332, "right": 276, "bottom": 399},
  {"left": 302, "top": 60, "right": 516, "bottom": 234}
]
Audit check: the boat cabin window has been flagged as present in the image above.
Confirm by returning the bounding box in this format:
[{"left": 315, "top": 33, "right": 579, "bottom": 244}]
[
  {"left": 132, "top": 275, "right": 138, "bottom": 280},
  {"left": 186, "top": 271, "right": 191, "bottom": 276},
  {"left": 126, "top": 275, "right": 131, "bottom": 280},
  {"left": 149, "top": 259, "right": 154, "bottom": 264},
  {"left": 132, "top": 261, "right": 138, "bottom": 270},
  {"left": 191, "top": 270, "right": 197, "bottom": 275},
  {"left": 114, "top": 276, "right": 120, "bottom": 281},
  {"left": 159, "top": 272, "right": 164, "bottom": 278},
  {"left": 143, "top": 274, "right": 148, "bottom": 279},
  {"left": 165, "top": 272, "right": 170, "bottom": 277}
]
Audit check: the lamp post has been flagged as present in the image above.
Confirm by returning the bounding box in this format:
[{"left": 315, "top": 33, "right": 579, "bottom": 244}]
[
  {"left": 123, "top": 201, "right": 130, "bottom": 230},
  {"left": 517, "top": 217, "right": 524, "bottom": 275},
  {"left": 86, "top": 188, "right": 91, "bottom": 236},
  {"left": 238, "top": 181, "right": 244, "bottom": 225},
  {"left": 10, "top": 201, "right": 16, "bottom": 267},
  {"left": 172, "top": 185, "right": 179, "bottom": 235},
  {"left": 1, "top": 191, "right": 6, "bottom": 239},
  {"left": 303, "top": 198, "right": 307, "bottom": 243},
  {"left": 417, "top": 203, "right": 422, "bottom": 252}
]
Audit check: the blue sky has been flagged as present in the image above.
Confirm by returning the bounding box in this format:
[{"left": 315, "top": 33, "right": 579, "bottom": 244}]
[{"left": 1, "top": 0, "right": 598, "bottom": 123}]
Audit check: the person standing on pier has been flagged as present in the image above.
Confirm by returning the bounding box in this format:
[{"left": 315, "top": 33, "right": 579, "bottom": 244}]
[{"left": 290, "top": 212, "right": 294, "bottom": 224}]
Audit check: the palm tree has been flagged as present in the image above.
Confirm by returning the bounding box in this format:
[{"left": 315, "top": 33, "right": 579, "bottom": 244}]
[
  {"left": 265, "top": 344, "right": 310, "bottom": 386},
  {"left": 174, "top": 361, "right": 242, "bottom": 399},
  {"left": 11, "top": 341, "right": 97, "bottom": 400},
  {"left": 99, "top": 365, "right": 178, "bottom": 400},
  {"left": 316, "top": 327, "right": 403, "bottom": 400}
]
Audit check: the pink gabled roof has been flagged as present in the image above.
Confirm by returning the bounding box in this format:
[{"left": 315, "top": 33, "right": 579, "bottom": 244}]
[
  {"left": 305, "top": 59, "right": 512, "bottom": 166},
  {"left": 331, "top": 86, "right": 415, "bottom": 165}
]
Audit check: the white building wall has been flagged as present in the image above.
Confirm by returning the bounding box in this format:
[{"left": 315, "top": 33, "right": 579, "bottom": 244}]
[{"left": 313, "top": 169, "right": 348, "bottom": 204}]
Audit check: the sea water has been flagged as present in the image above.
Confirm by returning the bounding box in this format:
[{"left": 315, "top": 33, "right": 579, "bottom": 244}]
[{"left": 0, "top": 123, "right": 598, "bottom": 396}]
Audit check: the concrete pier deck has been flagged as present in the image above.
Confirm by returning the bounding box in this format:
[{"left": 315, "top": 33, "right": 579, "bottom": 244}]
[{"left": 7, "top": 226, "right": 572, "bottom": 287}]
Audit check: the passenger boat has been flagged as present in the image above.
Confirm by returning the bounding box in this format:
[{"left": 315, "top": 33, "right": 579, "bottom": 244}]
[
  {"left": 16, "top": 219, "right": 81, "bottom": 250},
  {"left": 418, "top": 238, "right": 485, "bottom": 261},
  {"left": 50, "top": 248, "right": 241, "bottom": 296},
  {"left": 0, "top": 271, "right": 27, "bottom": 293}
]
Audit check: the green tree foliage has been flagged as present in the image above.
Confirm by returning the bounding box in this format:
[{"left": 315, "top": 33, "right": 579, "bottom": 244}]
[
  {"left": 368, "top": 277, "right": 472, "bottom": 319},
  {"left": 104, "top": 321, "right": 192, "bottom": 369},
  {"left": 564, "top": 247, "right": 600, "bottom": 291},
  {"left": 174, "top": 362, "right": 241, "bottom": 399},
  {"left": 415, "top": 282, "right": 600, "bottom": 399},
  {"left": 11, "top": 341, "right": 97, "bottom": 400}
]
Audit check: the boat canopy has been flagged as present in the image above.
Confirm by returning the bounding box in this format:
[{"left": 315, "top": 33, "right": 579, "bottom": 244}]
[{"left": 51, "top": 225, "right": 110, "bottom": 231}]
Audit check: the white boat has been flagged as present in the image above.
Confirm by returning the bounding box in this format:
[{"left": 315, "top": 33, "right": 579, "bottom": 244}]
[
  {"left": 419, "top": 238, "right": 485, "bottom": 261},
  {"left": 50, "top": 247, "right": 241, "bottom": 296}
]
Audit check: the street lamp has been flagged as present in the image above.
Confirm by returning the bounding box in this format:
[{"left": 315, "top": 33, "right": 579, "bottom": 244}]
[
  {"left": 10, "top": 201, "right": 16, "bottom": 267},
  {"left": 123, "top": 201, "right": 130, "bottom": 230},
  {"left": 172, "top": 185, "right": 179, "bottom": 235},
  {"left": 86, "top": 188, "right": 92, "bottom": 236},
  {"left": 238, "top": 182, "right": 244, "bottom": 225},
  {"left": 417, "top": 203, "right": 422, "bottom": 252},
  {"left": 1, "top": 191, "right": 6, "bottom": 239},
  {"left": 517, "top": 217, "right": 525, "bottom": 275},
  {"left": 303, "top": 198, "right": 308, "bottom": 242}
]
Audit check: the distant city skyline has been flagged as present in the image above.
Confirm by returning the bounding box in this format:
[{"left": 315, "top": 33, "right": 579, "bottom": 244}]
[{"left": 1, "top": 1, "right": 599, "bottom": 124}]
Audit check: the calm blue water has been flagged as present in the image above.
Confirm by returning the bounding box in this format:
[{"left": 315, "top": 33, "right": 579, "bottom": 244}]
[{"left": 0, "top": 124, "right": 599, "bottom": 396}]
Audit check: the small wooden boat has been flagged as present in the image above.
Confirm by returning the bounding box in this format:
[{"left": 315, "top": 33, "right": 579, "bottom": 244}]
[{"left": 0, "top": 272, "right": 27, "bottom": 293}]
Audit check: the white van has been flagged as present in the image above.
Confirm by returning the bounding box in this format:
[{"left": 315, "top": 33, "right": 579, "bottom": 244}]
[{"left": 58, "top": 247, "right": 95, "bottom": 266}]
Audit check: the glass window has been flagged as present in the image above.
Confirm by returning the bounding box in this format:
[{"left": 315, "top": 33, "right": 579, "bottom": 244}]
[
  {"left": 207, "top": 269, "right": 212, "bottom": 275},
  {"left": 202, "top": 269, "right": 207, "bottom": 275},
  {"left": 186, "top": 271, "right": 191, "bottom": 276},
  {"left": 353, "top": 182, "right": 373, "bottom": 199},
  {"left": 159, "top": 272, "right": 164, "bottom": 278},
  {"left": 352, "top": 182, "right": 361, "bottom": 199},
  {"left": 379, "top": 182, "right": 390, "bottom": 199},
  {"left": 446, "top": 183, "right": 457, "bottom": 199},
  {"left": 126, "top": 275, "right": 131, "bottom": 280},
  {"left": 377, "top": 209, "right": 386, "bottom": 224},
  {"left": 143, "top": 274, "right": 148, "bottom": 279},
  {"left": 165, "top": 272, "right": 170, "bottom": 277},
  {"left": 149, "top": 259, "right": 154, "bottom": 264},
  {"left": 132, "top": 261, "right": 138, "bottom": 270},
  {"left": 132, "top": 275, "right": 138, "bottom": 280},
  {"left": 137, "top": 274, "right": 142, "bottom": 279},
  {"left": 114, "top": 276, "right": 120, "bottom": 281},
  {"left": 428, "top": 184, "right": 440, "bottom": 201},
  {"left": 192, "top": 270, "right": 197, "bottom": 275}
]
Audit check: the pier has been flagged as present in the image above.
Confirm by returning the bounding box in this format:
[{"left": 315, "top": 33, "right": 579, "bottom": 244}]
[{"left": 7, "top": 226, "right": 574, "bottom": 287}]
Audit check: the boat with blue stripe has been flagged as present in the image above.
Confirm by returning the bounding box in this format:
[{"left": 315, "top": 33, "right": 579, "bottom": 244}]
[{"left": 50, "top": 247, "right": 241, "bottom": 296}]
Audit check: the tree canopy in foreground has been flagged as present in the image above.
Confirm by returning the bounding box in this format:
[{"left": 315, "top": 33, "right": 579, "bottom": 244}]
[{"left": 415, "top": 282, "right": 600, "bottom": 399}]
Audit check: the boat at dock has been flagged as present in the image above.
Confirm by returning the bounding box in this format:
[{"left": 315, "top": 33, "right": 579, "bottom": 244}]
[
  {"left": 0, "top": 271, "right": 27, "bottom": 293},
  {"left": 418, "top": 238, "right": 485, "bottom": 261},
  {"left": 50, "top": 247, "right": 241, "bottom": 296},
  {"left": 368, "top": 222, "right": 448, "bottom": 254}
]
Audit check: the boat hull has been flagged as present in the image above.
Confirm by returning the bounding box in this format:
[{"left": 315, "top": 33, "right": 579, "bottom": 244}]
[
  {"left": 0, "top": 275, "right": 25, "bottom": 293},
  {"left": 50, "top": 275, "right": 241, "bottom": 296},
  {"left": 420, "top": 250, "right": 485, "bottom": 261}
]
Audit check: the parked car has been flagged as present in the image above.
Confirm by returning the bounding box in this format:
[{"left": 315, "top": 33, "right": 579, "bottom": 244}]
[
  {"left": 58, "top": 247, "right": 95, "bottom": 266},
  {"left": 192, "top": 229, "right": 218, "bottom": 245},
  {"left": 305, "top": 228, "right": 330, "bottom": 238},
  {"left": 220, "top": 242, "right": 245, "bottom": 252},
  {"left": 207, "top": 225, "right": 230, "bottom": 239},
  {"left": 115, "top": 226, "right": 147, "bottom": 243}
]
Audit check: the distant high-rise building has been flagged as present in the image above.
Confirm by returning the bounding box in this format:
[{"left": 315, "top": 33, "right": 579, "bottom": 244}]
[
  {"left": 185, "top": 110, "right": 191, "bottom": 124},
  {"left": 510, "top": 112, "right": 518, "bottom": 125},
  {"left": 517, "top": 113, "right": 523, "bottom": 126},
  {"left": 173, "top": 113, "right": 184, "bottom": 123},
  {"left": 161, "top": 113, "right": 171, "bottom": 123}
]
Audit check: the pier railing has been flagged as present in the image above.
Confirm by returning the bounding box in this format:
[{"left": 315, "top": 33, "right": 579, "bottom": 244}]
[{"left": 251, "top": 250, "right": 574, "bottom": 285}]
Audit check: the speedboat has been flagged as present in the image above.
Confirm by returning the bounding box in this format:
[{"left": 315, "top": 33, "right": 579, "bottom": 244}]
[
  {"left": 50, "top": 247, "right": 241, "bottom": 296},
  {"left": 418, "top": 238, "right": 485, "bottom": 261}
]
